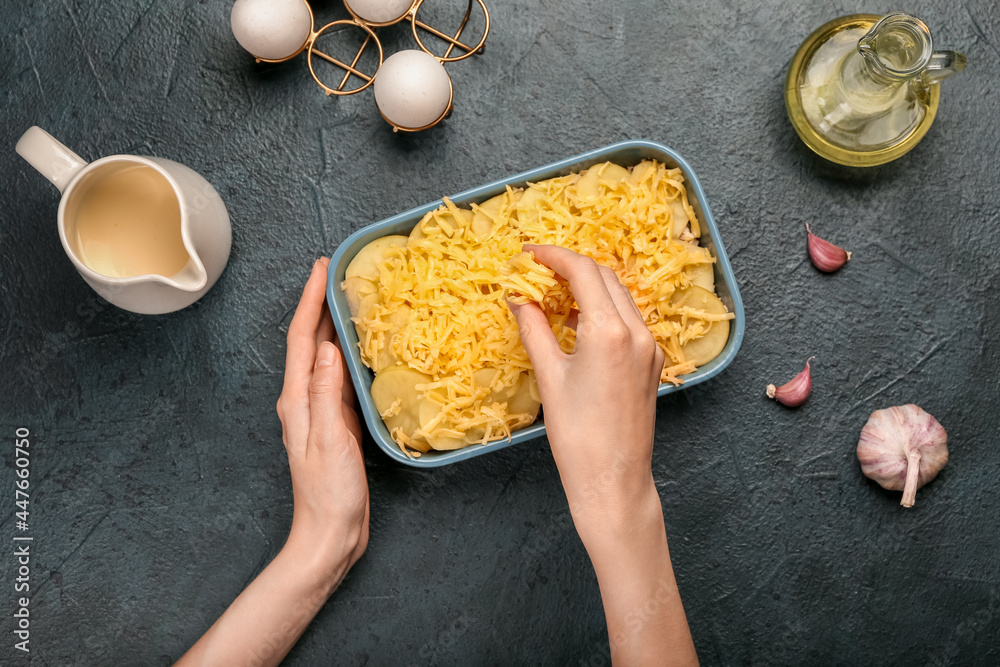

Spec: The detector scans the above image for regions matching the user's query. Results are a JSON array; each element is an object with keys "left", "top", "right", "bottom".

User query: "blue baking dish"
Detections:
[{"left": 327, "top": 140, "right": 745, "bottom": 467}]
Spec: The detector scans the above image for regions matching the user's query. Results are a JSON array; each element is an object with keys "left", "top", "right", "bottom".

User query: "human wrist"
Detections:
[
  {"left": 569, "top": 478, "right": 664, "bottom": 562},
  {"left": 282, "top": 524, "right": 355, "bottom": 590}
]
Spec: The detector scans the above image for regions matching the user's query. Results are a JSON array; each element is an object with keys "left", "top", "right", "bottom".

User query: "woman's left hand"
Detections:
[
  {"left": 177, "top": 258, "right": 370, "bottom": 667},
  {"left": 277, "top": 257, "right": 369, "bottom": 576}
]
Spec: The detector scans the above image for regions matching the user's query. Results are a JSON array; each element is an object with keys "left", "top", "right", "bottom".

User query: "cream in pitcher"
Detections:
[{"left": 16, "top": 126, "right": 232, "bottom": 314}]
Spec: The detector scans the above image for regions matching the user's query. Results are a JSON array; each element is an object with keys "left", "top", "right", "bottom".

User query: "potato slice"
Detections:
[
  {"left": 352, "top": 293, "right": 380, "bottom": 334},
  {"left": 345, "top": 236, "right": 407, "bottom": 280},
  {"left": 575, "top": 165, "right": 601, "bottom": 202},
  {"left": 342, "top": 276, "right": 378, "bottom": 317},
  {"left": 372, "top": 305, "right": 410, "bottom": 373},
  {"left": 686, "top": 262, "right": 715, "bottom": 292},
  {"left": 470, "top": 192, "right": 510, "bottom": 239},
  {"left": 515, "top": 184, "right": 547, "bottom": 224},
  {"left": 598, "top": 163, "right": 630, "bottom": 190},
  {"left": 507, "top": 372, "right": 541, "bottom": 419},
  {"left": 427, "top": 435, "right": 466, "bottom": 451},
  {"left": 463, "top": 427, "right": 487, "bottom": 445},
  {"left": 669, "top": 200, "right": 689, "bottom": 239},
  {"left": 473, "top": 368, "right": 500, "bottom": 394},
  {"left": 371, "top": 367, "right": 429, "bottom": 445},
  {"left": 627, "top": 161, "right": 656, "bottom": 189},
  {"left": 409, "top": 208, "right": 473, "bottom": 242},
  {"left": 476, "top": 192, "right": 508, "bottom": 218},
  {"left": 669, "top": 286, "right": 730, "bottom": 366},
  {"left": 525, "top": 370, "right": 540, "bottom": 403},
  {"left": 417, "top": 393, "right": 467, "bottom": 451}
]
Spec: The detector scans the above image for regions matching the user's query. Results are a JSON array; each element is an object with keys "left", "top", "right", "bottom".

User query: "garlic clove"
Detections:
[
  {"left": 857, "top": 404, "right": 948, "bottom": 508},
  {"left": 806, "top": 223, "right": 851, "bottom": 273},
  {"left": 766, "top": 357, "right": 813, "bottom": 407}
]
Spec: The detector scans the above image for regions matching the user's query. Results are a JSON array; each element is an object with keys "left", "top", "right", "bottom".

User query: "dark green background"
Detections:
[{"left": 1, "top": 0, "right": 998, "bottom": 664}]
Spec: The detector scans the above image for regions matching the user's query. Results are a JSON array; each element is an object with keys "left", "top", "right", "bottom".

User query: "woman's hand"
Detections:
[
  {"left": 508, "top": 244, "right": 664, "bottom": 532},
  {"left": 509, "top": 245, "right": 698, "bottom": 666},
  {"left": 277, "top": 256, "right": 369, "bottom": 575},
  {"left": 177, "top": 258, "right": 369, "bottom": 667}
]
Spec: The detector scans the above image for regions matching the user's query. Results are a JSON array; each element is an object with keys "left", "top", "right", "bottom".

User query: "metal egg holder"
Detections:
[{"left": 240, "top": 0, "right": 489, "bottom": 132}]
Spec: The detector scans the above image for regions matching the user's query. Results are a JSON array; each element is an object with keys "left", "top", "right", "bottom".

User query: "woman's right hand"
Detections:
[
  {"left": 508, "top": 245, "right": 698, "bottom": 666},
  {"left": 507, "top": 244, "right": 665, "bottom": 533}
]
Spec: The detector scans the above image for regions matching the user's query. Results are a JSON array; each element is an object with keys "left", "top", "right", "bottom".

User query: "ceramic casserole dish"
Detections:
[{"left": 327, "top": 140, "right": 745, "bottom": 467}]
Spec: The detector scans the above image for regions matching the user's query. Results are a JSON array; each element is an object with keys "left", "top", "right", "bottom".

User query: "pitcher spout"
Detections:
[{"left": 145, "top": 252, "right": 208, "bottom": 293}]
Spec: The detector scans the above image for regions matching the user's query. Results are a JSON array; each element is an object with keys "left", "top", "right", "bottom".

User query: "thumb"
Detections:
[
  {"left": 508, "top": 301, "right": 562, "bottom": 374},
  {"left": 308, "top": 342, "right": 346, "bottom": 444}
]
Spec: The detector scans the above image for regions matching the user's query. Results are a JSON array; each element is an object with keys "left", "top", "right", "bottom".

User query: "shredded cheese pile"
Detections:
[{"left": 351, "top": 160, "right": 732, "bottom": 453}]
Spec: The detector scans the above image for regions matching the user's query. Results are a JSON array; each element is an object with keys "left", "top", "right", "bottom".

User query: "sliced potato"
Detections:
[
  {"left": 515, "top": 185, "right": 547, "bottom": 224},
  {"left": 575, "top": 165, "right": 601, "bottom": 202},
  {"left": 685, "top": 262, "right": 715, "bottom": 292},
  {"left": 417, "top": 393, "right": 445, "bottom": 431},
  {"left": 463, "top": 424, "right": 489, "bottom": 444},
  {"left": 669, "top": 286, "right": 730, "bottom": 366},
  {"left": 476, "top": 192, "right": 508, "bottom": 218},
  {"left": 409, "top": 208, "right": 473, "bottom": 242},
  {"left": 507, "top": 372, "right": 541, "bottom": 419},
  {"left": 669, "top": 200, "right": 689, "bottom": 239},
  {"left": 427, "top": 433, "right": 467, "bottom": 450},
  {"left": 371, "top": 367, "right": 429, "bottom": 445},
  {"left": 373, "top": 305, "right": 410, "bottom": 372},
  {"left": 473, "top": 368, "right": 500, "bottom": 394},
  {"left": 525, "top": 370, "right": 540, "bottom": 403},
  {"left": 598, "top": 163, "right": 630, "bottom": 190},
  {"left": 353, "top": 293, "right": 380, "bottom": 330},
  {"left": 345, "top": 236, "right": 407, "bottom": 280},
  {"left": 342, "top": 276, "right": 378, "bottom": 317},
  {"left": 627, "top": 161, "right": 656, "bottom": 189},
  {"left": 470, "top": 192, "right": 509, "bottom": 239},
  {"left": 417, "top": 393, "right": 467, "bottom": 451}
]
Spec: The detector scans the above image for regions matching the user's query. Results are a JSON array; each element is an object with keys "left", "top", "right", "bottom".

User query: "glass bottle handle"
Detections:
[{"left": 922, "top": 50, "right": 967, "bottom": 85}]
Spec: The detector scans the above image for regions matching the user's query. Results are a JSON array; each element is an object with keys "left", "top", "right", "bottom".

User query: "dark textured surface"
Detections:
[{"left": 2, "top": 0, "right": 999, "bottom": 664}]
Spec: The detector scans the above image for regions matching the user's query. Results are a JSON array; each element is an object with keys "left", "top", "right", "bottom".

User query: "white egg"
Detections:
[
  {"left": 374, "top": 50, "right": 452, "bottom": 130},
  {"left": 231, "top": 0, "right": 312, "bottom": 61},
  {"left": 344, "top": 0, "right": 414, "bottom": 25}
]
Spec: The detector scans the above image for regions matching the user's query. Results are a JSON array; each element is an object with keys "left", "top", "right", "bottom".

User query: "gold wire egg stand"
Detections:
[{"left": 253, "top": 0, "right": 489, "bottom": 132}]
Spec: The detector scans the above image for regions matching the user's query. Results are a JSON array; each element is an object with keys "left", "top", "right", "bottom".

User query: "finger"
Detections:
[
  {"left": 598, "top": 266, "right": 647, "bottom": 332},
  {"left": 524, "top": 245, "right": 619, "bottom": 318},
  {"left": 316, "top": 302, "right": 335, "bottom": 351},
  {"left": 341, "top": 402, "right": 364, "bottom": 449},
  {"left": 307, "top": 342, "right": 350, "bottom": 452},
  {"left": 508, "top": 300, "right": 563, "bottom": 375},
  {"left": 284, "top": 259, "right": 329, "bottom": 388},
  {"left": 333, "top": 337, "right": 356, "bottom": 407},
  {"left": 616, "top": 278, "right": 645, "bottom": 322},
  {"left": 281, "top": 260, "right": 329, "bottom": 443},
  {"left": 561, "top": 309, "right": 579, "bottom": 332}
]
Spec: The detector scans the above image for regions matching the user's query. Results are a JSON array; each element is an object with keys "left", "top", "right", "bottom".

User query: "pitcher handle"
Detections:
[
  {"left": 922, "top": 50, "right": 967, "bottom": 85},
  {"left": 15, "top": 127, "right": 89, "bottom": 194}
]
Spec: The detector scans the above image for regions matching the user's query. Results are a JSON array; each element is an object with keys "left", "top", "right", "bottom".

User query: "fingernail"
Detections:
[{"left": 316, "top": 342, "right": 335, "bottom": 368}]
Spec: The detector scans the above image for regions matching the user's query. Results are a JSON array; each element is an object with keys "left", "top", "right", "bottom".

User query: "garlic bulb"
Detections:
[{"left": 857, "top": 404, "right": 948, "bottom": 508}]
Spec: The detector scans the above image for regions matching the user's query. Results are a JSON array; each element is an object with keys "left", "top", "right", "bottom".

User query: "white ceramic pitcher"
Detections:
[{"left": 16, "top": 126, "right": 232, "bottom": 314}]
